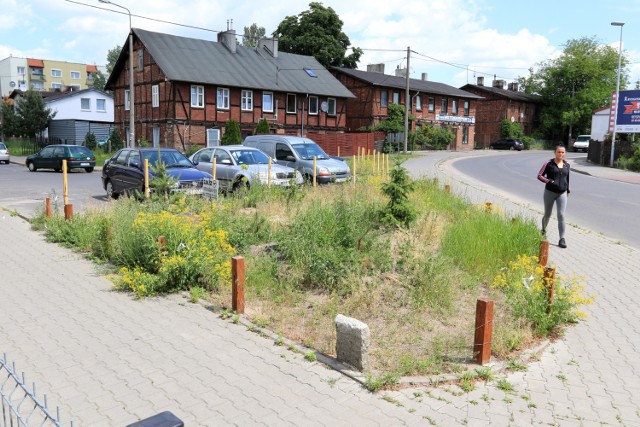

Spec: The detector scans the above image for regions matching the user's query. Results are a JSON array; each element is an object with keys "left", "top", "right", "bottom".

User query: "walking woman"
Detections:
[{"left": 537, "top": 145, "right": 571, "bottom": 248}]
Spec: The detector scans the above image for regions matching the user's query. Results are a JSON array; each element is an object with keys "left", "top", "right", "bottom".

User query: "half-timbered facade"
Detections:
[
  {"left": 331, "top": 65, "right": 482, "bottom": 151},
  {"left": 105, "top": 28, "right": 355, "bottom": 150}
]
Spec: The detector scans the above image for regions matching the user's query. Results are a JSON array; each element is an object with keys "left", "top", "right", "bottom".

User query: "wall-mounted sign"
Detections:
[
  {"left": 9, "top": 81, "right": 16, "bottom": 88},
  {"left": 436, "top": 114, "right": 475, "bottom": 124},
  {"left": 614, "top": 90, "right": 640, "bottom": 133}
]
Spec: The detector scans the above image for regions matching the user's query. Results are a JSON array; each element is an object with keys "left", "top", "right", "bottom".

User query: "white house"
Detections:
[
  {"left": 590, "top": 106, "right": 611, "bottom": 142},
  {"left": 44, "top": 88, "right": 114, "bottom": 144}
]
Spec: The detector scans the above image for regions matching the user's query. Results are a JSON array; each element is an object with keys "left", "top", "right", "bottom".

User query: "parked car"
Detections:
[
  {"left": 242, "top": 135, "right": 351, "bottom": 184},
  {"left": 26, "top": 145, "right": 96, "bottom": 172},
  {"left": 489, "top": 138, "right": 524, "bottom": 151},
  {"left": 0, "top": 141, "right": 9, "bottom": 164},
  {"left": 572, "top": 135, "right": 591, "bottom": 152},
  {"left": 101, "top": 148, "right": 212, "bottom": 199},
  {"left": 189, "top": 145, "right": 302, "bottom": 192}
]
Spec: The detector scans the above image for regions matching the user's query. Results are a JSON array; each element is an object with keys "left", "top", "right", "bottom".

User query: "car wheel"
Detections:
[
  {"left": 54, "top": 168, "right": 61, "bottom": 172},
  {"left": 85, "top": 167, "right": 94, "bottom": 173},
  {"left": 509, "top": 146, "right": 515, "bottom": 151},
  {"left": 105, "top": 180, "right": 119, "bottom": 199},
  {"left": 233, "top": 178, "right": 250, "bottom": 193},
  {"left": 27, "top": 162, "right": 37, "bottom": 172}
]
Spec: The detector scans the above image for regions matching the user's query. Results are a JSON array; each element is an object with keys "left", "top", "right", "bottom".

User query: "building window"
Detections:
[
  {"left": 51, "top": 69, "right": 62, "bottom": 78},
  {"left": 81, "top": 98, "right": 91, "bottom": 111},
  {"left": 510, "top": 101, "right": 515, "bottom": 112},
  {"left": 428, "top": 96, "right": 435, "bottom": 113},
  {"left": 415, "top": 95, "right": 422, "bottom": 111},
  {"left": 31, "top": 81, "right": 44, "bottom": 90},
  {"left": 217, "top": 87, "right": 229, "bottom": 109},
  {"left": 125, "top": 89, "right": 130, "bottom": 110},
  {"left": 17, "top": 66, "right": 25, "bottom": 76},
  {"left": 392, "top": 91, "right": 400, "bottom": 104},
  {"left": 152, "top": 85, "right": 159, "bottom": 108},
  {"left": 263, "top": 92, "right": 274, "bottom": 112},
  {"left": 70, "top": 71, "right": 81, "bottom": 79},
  {"left": 241, "top": 90, "right": 253, "bottom": 111},
  {"left": 69, "top": 85, "right": 81, "bottom": 91},
  {"left": 191, "top": 85, "right": 204, "bottom": 108},
  {"left": 51, "top": 83, "right": 62, "bottom": 90},
  {"left": 464, "top": 100, "right": 470, "bottom": 116},
  {"left": 96, "top": 98, "right": 106, "bottom": 112},
  {"left": 462, "top": 126, "right": 469, "bottom": 144},
  {"left": 452, "top": 99, "right": 458, "bottom": 115},
  {"left": 441, "top": 98, "right": 448, "bottom": 114},
  {"left": 327, "top": 97, "right": 336, "bottom": 115},
  {"left": 309, "top": 96, "right": 318, "bottom": 115},
  {"left": 286, "top": 94, "right": 297, "bottom": 114},
  {"left": 137, "top": 49, "right": 143, "bottom": 72},
  {"left": 380, "top": 90, "right": 388, "bottom": 108}
]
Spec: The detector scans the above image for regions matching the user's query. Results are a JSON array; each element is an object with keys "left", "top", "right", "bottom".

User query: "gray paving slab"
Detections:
[{"left": 2, "top": 149, "right": 640, "bottom": 426}]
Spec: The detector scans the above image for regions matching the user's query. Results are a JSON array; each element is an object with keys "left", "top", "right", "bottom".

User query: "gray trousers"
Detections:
[{"left": 542, "top": 189, "right": 567, "bottom": 239}]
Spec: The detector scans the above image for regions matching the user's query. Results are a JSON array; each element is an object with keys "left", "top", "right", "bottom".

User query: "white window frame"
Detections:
[
  {"left": 217, "top": 87, "right": 230, "bottom": 110},
  {"left": 308, "top": 96, "right": 319, "bottom": 115},
  {"left": 262, "top": 92, "right": 274, "bottom": 112},
  {"left": 152, "top": 85, "right": 159, "bottom": 108},
  {"left": 125, "top": 89, "right": 131, "bottom": 111},
  {"left": 415, "top": 95, "right": 422, "bottom": 111},
  {"left": 464, "top": 100, "right": 470, "bottom": 116},
  {"left": 327, "top": 97, "right": 336, "bottom": 115},
  {"left": 191, "top": 85, "right": 204, "bottom": 108},
  {"left": 80, "top": 97, "right": 91, "bottom": 111},
  {"left": 452, "top": 99, "right": 458, "bottom": 115},
  {"left": 17, "top": 66, "right": 25, "bottom": 76},
  {"left": 31, "top": 81, "right": 44, "bottom": 90},
  {"left": 69, "top": 85, "right": 81, "bottom": 91},
  {"left": 286, "top": 93, "right": 297, "bottom": 114},
  {"left": 137, "top": 49, "right": 144, "bottom": 72},
  {"left": 392, "top": 92, "right": 400, "bottom": 104},
  {"left": 51, "top": 69, "right": 62, "bottom": 78},
  {"left": 96, "top": 98, "right": 106, "bottom": 112},
  {"left": 380, "top": 90, "right": 388, "bottom": 108},
  {"left": 51, "top": 82, "right": 62, "bottom": 90},
  {"left": 70, "top": 70, "right": 81, "bottom": 80},
  {"left": 241, "top": 90, "right": 253, "bottom": 111}
]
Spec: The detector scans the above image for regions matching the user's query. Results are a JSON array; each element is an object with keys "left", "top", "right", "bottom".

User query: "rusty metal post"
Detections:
[
  {"left": 445, "top": 184, "right": 451, "bottom": 193},
  {"left": 45, "top": 197, "right": 51, "bottom": 218},
  {"left": 157, "top": 235, "right": 167, "bottom": 254},
  {"left": 544, "top": 267, "right": 556, "bottom": 313},
  {"left": 64, "top": 204, "right": 73, "bottom": 221},
  {"left": 539, "top": 240, "right": 549, "bottom": 266},
  {"left": 474, "top": 297, "right": 494, "bottom": 365},
  {"left": 232, "top": 256, "right": 245, "bottom": 314}
]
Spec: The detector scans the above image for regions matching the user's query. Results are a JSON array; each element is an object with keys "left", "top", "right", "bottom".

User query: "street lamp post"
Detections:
[
  {"left": 99, "top": 0, "right": 135, "bottom": 148},
  {"left": 610, "top": 21, "right": 624, "bottom": 167}
]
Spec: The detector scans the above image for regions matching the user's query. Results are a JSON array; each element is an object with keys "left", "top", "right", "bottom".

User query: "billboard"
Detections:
[{"left": 614, "top": 90, "right": 640, "bottom": 133}]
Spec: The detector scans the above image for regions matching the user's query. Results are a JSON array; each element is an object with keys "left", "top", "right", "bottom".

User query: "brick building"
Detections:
[
  {"left": 460, "top": 77, "right": 541, "bottom": 148},
  {"left": 331, "top": 65, "right": 482, "bottom": 151},
  {"left": 105, "top": 28, "right": 355, "bottom": 151}
]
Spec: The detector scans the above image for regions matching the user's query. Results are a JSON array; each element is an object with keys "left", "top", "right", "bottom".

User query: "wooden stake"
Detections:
[
  {"left": 445, "top": 184, "right": 451, "bottom": 193},
  {"left": 268, "top": 157, "right": 272, "bottom": 188},
  {"left": 157, "top": 235, "right": 167, "bottom": 254},
  {"left": 474, "top": 297, "right": 494, "bottom": 365},
  {"left": 62, "top": 159, "right": 69, "bottom": 206},
  {"left": 352, "top": 154, "right": 356, "bottom": 186},
  {"left": 313, "top": 156, "right": 317, "bottom": 188},
  {"left": 144, "top": 159, "right": 150, "bottom": 198},
  {"left": 539, "top": 240, "right": 549, "bottom": 266},
  {"left": 543, "top": 267, "right": 556, "bottom": 313},
  {"left": 64, "top": 204, "right": 73, "bottom": 221},
  {"left": 232, "top": 256, "right": 245, "bottom": 314},
  {"left": 45, "top": 197, "right": 51, "bottom": 218}
]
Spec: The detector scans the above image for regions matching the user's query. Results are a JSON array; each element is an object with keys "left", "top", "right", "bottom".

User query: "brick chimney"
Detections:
[
  {"left": 367, "top": 63, "right": 385, "bottom": 74},
  {"left": 477, "top": 76, "right": 484, "bottom": 86},
  {"left": 492, "top": 79, "right": 505, "bottom": 89},
  {"left": 507, "top": 82, "right": 519, "bottom": 92}
]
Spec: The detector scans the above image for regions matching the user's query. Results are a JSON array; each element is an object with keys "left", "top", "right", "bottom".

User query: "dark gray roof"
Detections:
[
  {"left": 44, "top": 88, "right": 112, "bottom": 103},
  {"left": 124, "top": 28, "right": 354, "bottom": 98},
  {"left": 333, "top": 67, "right": 483, "bottom": 99},
  {"left": 460, "top": 84, "right": 540, "bottom": 103}
]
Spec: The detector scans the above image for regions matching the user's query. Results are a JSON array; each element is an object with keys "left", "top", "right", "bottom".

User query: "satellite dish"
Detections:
[
  {"left": 9, "top": 81, "right": 15, "bottom": 88},
  {"left": 320, "top": 101, "right": 328, "bottom": 113},
  {"left": 510, "top": 116, "right": 515, "bottom": 123}
]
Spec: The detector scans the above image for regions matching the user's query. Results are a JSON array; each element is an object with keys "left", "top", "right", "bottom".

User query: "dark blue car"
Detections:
[{"left": 101, "top": 148, "right": 212, "bottom": 198}]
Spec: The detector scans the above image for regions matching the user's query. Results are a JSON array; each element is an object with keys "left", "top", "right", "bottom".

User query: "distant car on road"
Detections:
[
  {"left": 490, "top": 138, "right": 524, "bottom": 151},
  {"left": 26, "top": 145, "right": 96, "bottom": 172},
  {"left": 572, "top": 135, "right": 591, "bottom": 152},
  {"left": 189, "top": 145, "right": 302, "bottom": 192},
  {"left": 0, "top": 141, "right": 9, "bottom": 164},
  {"left": 101, "top": 148, "right": 211, "bottom": 199}
]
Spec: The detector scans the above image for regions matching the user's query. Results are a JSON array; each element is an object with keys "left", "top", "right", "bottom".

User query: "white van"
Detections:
[
  {"left": 242, "top": 135, "right": 351, "bottom": 184},
  {"left": 572, "top": 135, "right": 591, "bottom": 152}
]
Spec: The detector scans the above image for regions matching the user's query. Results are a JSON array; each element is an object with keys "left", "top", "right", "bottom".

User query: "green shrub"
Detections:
[
  {"left": 221, "top": 119, "right": 242, "bottom": 145},
  {"left": 254, "top": 118, "right": 271, "bottom": 135},
  {"left": 84, "top": 132, "right": 97, "bottom": 150},
  {"left": 379, "top": 163, "right": 416, "bottom": 228}
]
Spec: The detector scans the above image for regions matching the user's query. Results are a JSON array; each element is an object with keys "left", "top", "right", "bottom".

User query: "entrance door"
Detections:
[{"left": 207, "top": 129, "right": 220, "bottom": 147}]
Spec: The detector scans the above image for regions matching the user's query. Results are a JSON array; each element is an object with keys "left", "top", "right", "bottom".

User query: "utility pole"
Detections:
[{"left": 404, "top": 46, "right": 410, "bottom": 153}]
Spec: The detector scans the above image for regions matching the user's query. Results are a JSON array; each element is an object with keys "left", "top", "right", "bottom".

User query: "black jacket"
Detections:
[{"left": 537, "top": 159, "right": 570, "bottom": 194}]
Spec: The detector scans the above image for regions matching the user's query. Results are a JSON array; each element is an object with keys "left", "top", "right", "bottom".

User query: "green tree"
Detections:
[
  {"left": 500, "top": 119, "right": 524, "bottom": 138},
  {"left": 14, "top": 91, "right": 56, "bottom": 138},
  {"left": 242, "top": 23, "right": 266, "bottom": 47},
  {"left": 415, "top": 125, "right": 455, "bottom": 150},
  {"left": 379, "top": 163, "right": 416, "bottom": 228},
  {"left": 518, "top": 36, "right": 626, "bottom": 141},
  {"left": 106, "top": 46, "right": 121, "bottom": 74},
  {"left": 90, "top": 70, "right": 107, "bottom": 92},
  {"left": 375, "top": 104, "right": 405, "bottom": 133},
  {"left": 1, "top": 100, "right": 19, "bottom": 137},
  {"left": 109, "top": 128, "right": 123, "bottom": 151},
  {"left": 273, "top": 2, "right": 362, "bottom": 68},
  {"left": 254, "top": 118, "right": 271, "bottom": 135},
  {"left": 221, "top": 119, "right": 242, "bottom": 145},
  {"left": 84, "top": 132, "right": 97, "bottom": 150}
]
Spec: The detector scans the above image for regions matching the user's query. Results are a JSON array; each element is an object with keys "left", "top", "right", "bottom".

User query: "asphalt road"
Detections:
[{"left": 450, "top": 151, "right": 640, "bottom": 249}]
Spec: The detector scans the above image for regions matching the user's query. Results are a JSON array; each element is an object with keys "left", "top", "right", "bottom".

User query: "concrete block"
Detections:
[{"left": 335, "top": 314, "right": 370, "bottom": 371}]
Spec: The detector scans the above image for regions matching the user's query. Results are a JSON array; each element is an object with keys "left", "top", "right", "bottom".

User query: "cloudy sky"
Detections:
[{"left": 1, "top": 0, "right": 639, "bottom": 88}]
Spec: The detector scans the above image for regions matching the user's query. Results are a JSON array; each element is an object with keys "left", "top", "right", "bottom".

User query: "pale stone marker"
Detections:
[{"left": 335, "top": 314, "right": 370, "bottom": 371}]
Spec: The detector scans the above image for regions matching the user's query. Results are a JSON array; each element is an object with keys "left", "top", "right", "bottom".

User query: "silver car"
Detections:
[
  {"left": 0, "top": 142, "right": 9, "bottom": 164},
  {"left": 189, "top": 145, "right": 303, "bottom": 192}
]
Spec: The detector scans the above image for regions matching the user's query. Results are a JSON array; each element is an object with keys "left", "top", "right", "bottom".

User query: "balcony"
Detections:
[{"left": 30, "top": 73, "right": 46, "bottom": 81}]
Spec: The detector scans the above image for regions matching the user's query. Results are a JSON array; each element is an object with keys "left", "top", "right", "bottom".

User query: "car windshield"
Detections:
[
  {"left": 143, "top": 150, "right": 193, "bottom": 168},
  {"left": 291, "top": 143, "right": 329, "bottom": 160},
  {"left": 576, "top": 136, "right": 590, "bottom": 142},
  {"left": 230, "top": 149, "right": 270, "bottom": 165},
  {"left": 69, "top": 146, "right": 93, "bottom": 157},
  {"left": 0, "top": 143, "right": 6, "bottom": 149}
]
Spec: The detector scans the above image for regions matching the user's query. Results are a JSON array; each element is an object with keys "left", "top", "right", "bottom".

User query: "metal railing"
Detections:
[{"left": 0, "top": 354, "right": 71, "bottom": 427}]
